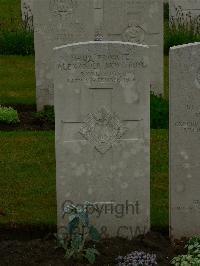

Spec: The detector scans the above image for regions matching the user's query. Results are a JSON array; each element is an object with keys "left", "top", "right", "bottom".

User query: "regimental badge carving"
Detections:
[
  {"left": 122, "top": 24, "right": 145, "bottom": 44},
  {"left": 79, "top": 107, "right": 128, "bottom": 154}
]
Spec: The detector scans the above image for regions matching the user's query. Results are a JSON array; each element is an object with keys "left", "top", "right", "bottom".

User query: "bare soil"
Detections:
[{"left": 0, "top": 229, "right": 185, "bottom": 266}]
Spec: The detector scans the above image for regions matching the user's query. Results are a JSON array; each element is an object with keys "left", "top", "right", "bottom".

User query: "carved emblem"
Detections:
[
  {"left": 122, "top": 24, "right": 145, "bottom": 44},
  {"left": 79, "top": 107, "right": 127, "bottom": 154}
]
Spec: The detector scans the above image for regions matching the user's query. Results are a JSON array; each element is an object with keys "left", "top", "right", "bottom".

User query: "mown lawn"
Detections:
[
  {"left": 0, "top": 56, "right": 36, "bottom": 105},
  {"left": 0, "top": 129, "right": 168, "bottom": 230},
  {"left": 164, "top": 55, "right": 169, "bottom": 99},
  {"left": 0, "top": 0, "right": 21, "bottom": 31},
  {"left": 0, "top": 131, "right": 56, "bottom": 227}
]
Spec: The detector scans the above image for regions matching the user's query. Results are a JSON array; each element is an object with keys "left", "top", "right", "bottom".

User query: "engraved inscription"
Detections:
[
  {"left": 79, "top": 107, "right": 128, "bottom": 154},
  {"left": 174, "top": 103, "right": 200, "bottom": 133},
  {"left": 49, "top": 0, "right": 78, "bottom": 15}
]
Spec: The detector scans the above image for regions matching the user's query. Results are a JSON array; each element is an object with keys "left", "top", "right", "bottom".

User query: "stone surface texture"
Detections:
[
  {"left": 33, "top": 0, "right": 163, "bottom": 111},
  {"left": 54, "top": 41, "right": 150, "bottom": 239},
  {"left": 170, "top": 42, "right": 200, "bottom": 239}
]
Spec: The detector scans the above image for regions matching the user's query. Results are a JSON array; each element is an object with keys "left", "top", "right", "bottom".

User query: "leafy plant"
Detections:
[
  {"left": 56, "top": 202, "right": 101, "bottom": 264},
  {"left": 187, "top": 237, "right": 200, "bottom": 256},
  {"left": 0, "top": 106, "right": 20, "bottom": 124},
  {"left": 171, "top": 254, "right": 200, "bottom": 266},
  {"left": 171, "top": 237, "right": 200, "bottom": 265},
  {"left": 116, "top": 251, "right": 157, "bottom": 266},
  {"left": 165, "top": 7, "right": 200, "bottom": 55},
  {"left": 150, "top": 93, "right": 169, "bottom": 129},
  {"left": 33, "top": 106, "right": 55, "bottom": 124}
]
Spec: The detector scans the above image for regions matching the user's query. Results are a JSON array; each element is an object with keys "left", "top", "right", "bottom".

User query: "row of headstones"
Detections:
[
  {"left": 23, "top": 0, "right": 163, "bottom": 111},
  {"left": 54, "top": 41, "right": 200, "bottom": 241},
  {"left": 21, "top": 0, "right": 200, "bottom": 240},
  {"left": 21, "top": 0, "right": 200, "bottom": 112}
]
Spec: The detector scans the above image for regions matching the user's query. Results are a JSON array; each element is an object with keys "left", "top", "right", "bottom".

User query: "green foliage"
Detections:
[
  {"left": 56, "top": 202, "right": 100, "bottom": 264},
  {"left": 165, "top": 8, "right": 200, "bottom": 55},
  {"left": 33, "top": 106, "right": 55, "bottom": 124},
  {"left": 171, "top": 237, "right": 200, "bottom": 265},
  {"left": 150, "top": 93, "right": 169, "bottom": 129},
  {"left": 187, "top": 237, "right": 200, "bottom": 256},
  {"left": 164, "top": 2, "right": 169, "bottom": 21},
  {"left": 0, "top": 106, "right": 20, "bottom": 124},
  {"left": 171, "top": 254, "right": 200, "bottom": 266},
  {"left": 0, "top": 30, "right": 34, "bottom": 55},
  {"left": 0, "top": 2, "right": 34, "bottom": 55}
]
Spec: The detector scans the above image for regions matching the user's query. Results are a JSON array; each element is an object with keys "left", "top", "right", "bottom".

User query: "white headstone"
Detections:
[
  {"left": 33, "top": 0, "right": 163, "bottom": 111},
  {"left": 170, "top": 42, "right": 200, "bottom": 239},
  {"left": 169, "top": 0, "right": 200, "bottom": 29},
  {"left": 54, "top": 41, "right": 150, "bottom": 239}
]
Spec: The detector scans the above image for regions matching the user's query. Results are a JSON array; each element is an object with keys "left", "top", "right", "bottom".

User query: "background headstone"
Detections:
[
  {"left": 54, "top": 41, "right": 150, "bottom": 239},
  {"left": 169, "top": 0, "right": 200, "bottom": 30},
  {"left": 33, "top": 0, "right": 163, "bottom": 111},
  {"left": 21, "top": 0, "right": 33, "bottom": 31},
  {"left": 170, "top": 42, "right": 200, "bottom": 239}
]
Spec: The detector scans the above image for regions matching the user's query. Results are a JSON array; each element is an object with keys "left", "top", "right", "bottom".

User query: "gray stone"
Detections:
[
  {"left": 54, "top": 41, "right": 150, "bottom": 239},
  {"left": 33, "top": 0, "right": 163, "bottom": 111},
  {"left": 169, "top": 0, "right": 200, "bottom": 30},
  {"left": 170, "top": 42, "right": 200, "bottom": 239}
]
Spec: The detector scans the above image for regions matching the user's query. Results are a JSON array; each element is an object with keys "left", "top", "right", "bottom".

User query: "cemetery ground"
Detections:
[
  {"left": 0, "top": 131, "right": 184, "bottom": 265},
  {"left": 0, "top": 56, "right": 184, "bottom": 265},
  {"left": 0, "top": 1, "right": 192, "bottom": 265},
  {"left": 0, "top": 30, "right": 184, "bottom": 265},
  {"left": 0, "top": 53, "right": 184, "bottom": 264}
]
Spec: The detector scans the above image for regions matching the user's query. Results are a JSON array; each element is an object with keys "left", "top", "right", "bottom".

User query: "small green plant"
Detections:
[
  {"left": 33, "top": 106, "right": 55, "bottom": 124},
  {"left": 56, "top": 202, "right": 101, "bottom": 264},
  {"left": 187, "top": 237, "right": 200, "bottom": 256},
  {"left": 171, "top": 254, "right": 200, "bottom": 266},
  {"left": 171, "top": 237, "right": 200, "bottom": 265},
  {"left": 0, "top": 106, "right": 20, "bottom": 124}
]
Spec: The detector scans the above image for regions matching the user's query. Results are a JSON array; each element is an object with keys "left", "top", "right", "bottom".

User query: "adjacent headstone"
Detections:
[
  {"left": 170, "top": 42, "right": 200, "bottom": 239},
  {"left": 33, "top": 0, "right": 163, "bottom": 111},
  {"left": 21, "top": 0, "right": 33, "bottom": 31},
  {"left": 54, "top": 41, "right": 150, "bottom": 239},
  {"left": 169, "top": 0, "right": 200, "bottom": 30}
]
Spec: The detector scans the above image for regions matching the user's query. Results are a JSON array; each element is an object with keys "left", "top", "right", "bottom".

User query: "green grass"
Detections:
[
  {"left": 0, "top": 56, "right": 36, "bottom": 105},
  {"left": 151, "top": 129, "right": 168, "bottom": 230},
  {"left": 0, "top": 0, "right": 21, "bottom": 32},
  {"left": 0, "top": 131, "right": 56, "bottom": 227},
  {"left": 164, "top": 55, "right": 169, "bottom": 99},
  {"left": 0, "top": 130, "right": 168, "bottom": 230}
]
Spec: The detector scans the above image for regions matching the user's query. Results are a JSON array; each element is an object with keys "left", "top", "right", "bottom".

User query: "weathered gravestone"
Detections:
[
  {"left": 21, "top": 0, "right": 33, "bottom": 30},
  {"left": 33, "top": 0, "right": 163, "bottom": 111},
  {"left": 54, "top": 41, "right": 150, "bottom": 239},
  {"left": 170, "top": 42, "right": 200, "bottom": 239},
  {"left": 169, "top": 0, "right": 200, "bottom": 30}
]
